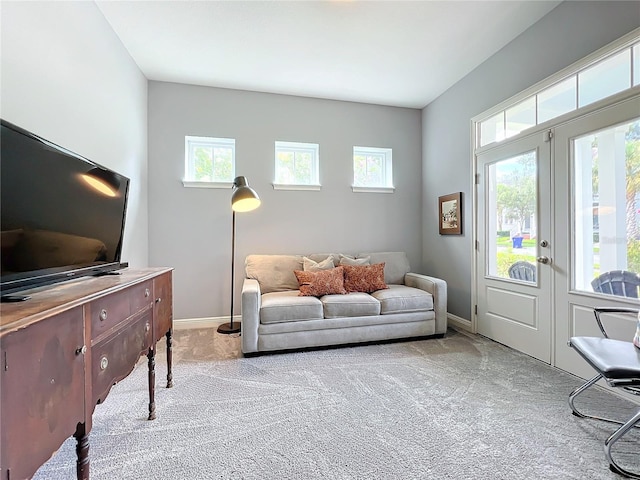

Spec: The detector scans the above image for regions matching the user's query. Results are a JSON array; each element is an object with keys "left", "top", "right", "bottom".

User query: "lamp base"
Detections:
[{"left": 217, "top": 322, "right": 241, "bottom": 335}]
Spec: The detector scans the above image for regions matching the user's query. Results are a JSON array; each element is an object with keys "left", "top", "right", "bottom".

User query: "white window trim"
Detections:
[
  {"left": 352, "top": 146, "right": 394, "bottom": 192},
  {"left": 352, "top": 186, "right": 395, "bottom": 194},
  {"left": 182, "top": 181, "right": 233, "bottom": 189},
  {"left": 183, "top": 135, "right": 235, "bottom": 186},
  {"left": 273, "top": 140, "right": 321, "bottom": 190},
  {"left": 272, "top": 183, "right": 321, "bottom": 191}
]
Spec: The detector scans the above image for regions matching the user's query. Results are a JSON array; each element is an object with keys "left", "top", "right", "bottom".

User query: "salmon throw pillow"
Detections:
[
  {"left": 294, "top": 266, "right": 347, "bottom": 297},
  {"left": 342, "top": 263, "right": 388, "bottom": 293}
]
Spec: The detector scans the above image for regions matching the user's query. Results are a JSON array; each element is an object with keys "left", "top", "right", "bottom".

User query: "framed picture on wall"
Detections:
[{"left": 439, "top": 192, "right": 462, "bottom": 235}]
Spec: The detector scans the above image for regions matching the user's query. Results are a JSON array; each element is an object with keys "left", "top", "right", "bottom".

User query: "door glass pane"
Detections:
[
  {"left": 486, "top": 151, "right": 538, "bottom": 282},
  {"left": 573, "top": 118, "right": 640, "bottom": 297}
]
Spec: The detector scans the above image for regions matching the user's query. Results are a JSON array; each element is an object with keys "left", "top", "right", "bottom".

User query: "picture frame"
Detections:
[{"left": 439, "top": 192, "right": 462, "bottom": 235}]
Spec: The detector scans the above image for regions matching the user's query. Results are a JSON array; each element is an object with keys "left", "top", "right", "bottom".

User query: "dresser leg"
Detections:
[
  {"left": 147, "top": 348, "right": 156, "bottom": 420},
  {"left": 166, "top": 328, "right": 173, "bottom": 388},
  {"left": 74, "top": 423, "right": 89, "bottom": 480}
]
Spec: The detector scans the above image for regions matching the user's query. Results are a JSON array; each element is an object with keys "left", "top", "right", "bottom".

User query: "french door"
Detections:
[
  {"left": 476, "top": 132, "right": 553, "bottom": 363},
  {"left": 553, "top": 95, "right": 640, "bottom": 377},
  {"left": 475, "top": 93, "right": 640, "bottom": 373}
]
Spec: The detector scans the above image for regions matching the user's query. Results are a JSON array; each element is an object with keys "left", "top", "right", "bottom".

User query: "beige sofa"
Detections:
[{"left": 240, "top": 251, "right": 447, "bottom": 354}]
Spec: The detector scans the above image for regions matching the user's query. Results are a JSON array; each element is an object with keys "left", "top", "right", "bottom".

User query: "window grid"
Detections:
[
  {"left": 353, "top": 146, "right": 393, "bottom": 192},
  {"left": 274, "top": 141, "right": 320, "bottom": 188},
  {"left": 184, "top": 136, "right": 235, "bottom": 185}
]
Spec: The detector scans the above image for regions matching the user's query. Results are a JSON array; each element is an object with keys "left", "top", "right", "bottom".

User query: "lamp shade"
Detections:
[
  {"left": 80, "top": 167, "right": 120, "bottom": 197},
  {"left": 231, "top": 176, "right": 261, "bottom": 212}
]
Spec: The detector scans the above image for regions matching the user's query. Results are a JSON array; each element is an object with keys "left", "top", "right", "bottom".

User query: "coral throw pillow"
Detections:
[
  {"left": 342, "top": 263, "right": 388, "bottom": 293},
  {"left": 294, "top": 266, "right": 347, "bottom": 297},
  {"left": 634, "top": 310, "right": 640, "bottom": 349}
]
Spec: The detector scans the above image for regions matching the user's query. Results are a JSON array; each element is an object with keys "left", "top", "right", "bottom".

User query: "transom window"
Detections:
[
  {"left": 183, "top": 136, "right": 235, "bottom": 187},
  {"left": 274, "top": 141, "right": 320, "bottom": 190},
  {"left": 352, "top": 146, "right": 394, "bottom": 193},
  {"left": 478, "top": 34, "right": 640, "bottom": 148}
]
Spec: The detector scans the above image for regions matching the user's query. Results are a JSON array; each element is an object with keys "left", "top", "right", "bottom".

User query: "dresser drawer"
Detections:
[
  {"left": 89, "top": 280, "right": 153, "bottom": 340},
  {"left": 91, "top": 311, "right": 153, "bottom": 406}
]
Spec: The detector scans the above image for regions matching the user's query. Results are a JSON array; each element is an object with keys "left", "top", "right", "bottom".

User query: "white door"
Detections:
[
  {"left": 476, "top": 132, "right": 553, "bottom": 363},
  {"left": 553, "top": 95, "right": 640, "bottom": 378}
]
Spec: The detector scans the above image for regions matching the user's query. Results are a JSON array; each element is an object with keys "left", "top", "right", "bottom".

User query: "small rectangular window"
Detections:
[
  {"left": 537, "top": 77, "right": 576, "bottom": 124},
  {"left": 183, "top": 136, "right": 235, "bottom": 187},
  {"left": 352, "top": 146, "right": 394, "bottom": 193},
  {"left": 506, "top": 97, "right": 536, "bottom": 139},
  {"left": 634, "top": 43, "right": 640, "bottom": 86},
  {"left": 274, "top": 141, "right": 320, "bottom": 190},
  {"left": 480, "top": 112, "right": 504, "bottom": 147},
  {"left": 578, "top": 50, "right": 631, "bottom": 107}
]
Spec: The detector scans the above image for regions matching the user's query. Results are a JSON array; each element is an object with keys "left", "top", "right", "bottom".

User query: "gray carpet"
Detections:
[{"left": 34, "top": 329, "right": 639, "bottom": 479}]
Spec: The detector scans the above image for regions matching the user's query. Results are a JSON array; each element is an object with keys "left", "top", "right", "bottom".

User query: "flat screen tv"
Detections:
[{"left": 1, "top": 119, "right": 130, "bottom": 298}]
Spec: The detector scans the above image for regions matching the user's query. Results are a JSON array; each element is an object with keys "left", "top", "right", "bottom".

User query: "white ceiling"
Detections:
[{"left": 96, "top": 0, "right": 561, "bottom": 109}]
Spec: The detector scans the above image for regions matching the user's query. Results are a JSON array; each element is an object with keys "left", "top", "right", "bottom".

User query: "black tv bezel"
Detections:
[{"left": 0, "top": 119, "right": 130, "bottom": 297}]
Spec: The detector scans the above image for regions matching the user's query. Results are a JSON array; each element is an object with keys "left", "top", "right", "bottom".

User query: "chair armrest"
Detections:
[
  {"left": 593, "top": 307, "right": 639, "bottom": 339},
  {"left": 241, "top": 278, "right": 261, "bottom": 354},
  {"left": 404, "top": 272, "right": 447, "bottom": 334}
]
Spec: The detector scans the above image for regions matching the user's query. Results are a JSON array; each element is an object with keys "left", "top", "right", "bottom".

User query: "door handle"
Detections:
[{"left": 536, "top": 256, "right": 550, "bottom": 264}]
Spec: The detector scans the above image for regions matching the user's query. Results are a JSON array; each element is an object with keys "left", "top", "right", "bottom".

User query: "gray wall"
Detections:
[
  {"left": 0, "top": 1, "right": 149, "bottom": 268},
  {"left": 148, "top": 83, "right": 422, "bottom": 320},
  {"left": 422, "top": 1, "right": 640, "bottom": 321}
]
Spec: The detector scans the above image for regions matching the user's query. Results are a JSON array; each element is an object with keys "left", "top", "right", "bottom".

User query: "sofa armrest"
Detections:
[
  {"left": 241, "top": 278, "right": 261, "bottom": 354},
  {"left": 404, "top": 272, "right": 447, "bottom": 334}
]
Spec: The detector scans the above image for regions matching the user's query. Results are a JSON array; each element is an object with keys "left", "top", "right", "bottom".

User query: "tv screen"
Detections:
[{"left": 1, "top": 119, "right": 130, "bottom": 296}]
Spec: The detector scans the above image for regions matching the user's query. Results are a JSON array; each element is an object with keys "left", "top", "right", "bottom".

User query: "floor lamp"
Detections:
[{"left": 217, "top": 176, "right": 261, "bottom": 335}]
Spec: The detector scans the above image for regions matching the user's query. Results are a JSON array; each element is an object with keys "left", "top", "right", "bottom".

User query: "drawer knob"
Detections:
[
  {"left": 155, "top": 297, "right": 162, "bottom": 304},
  {"left": 145, "top": 322, "right": 151, "bottom": 332},
  {"left": 75, "top": 345, "right": 87, "bottom": 356},
  {"left": 100, "top": 356, "right": 109, "bottom": 370},
  {"left": 99, "top": 309, "right": 108, "bottom": 321},
  {"left": 145, "top": 288, "right": 150, "bottom": 298}
]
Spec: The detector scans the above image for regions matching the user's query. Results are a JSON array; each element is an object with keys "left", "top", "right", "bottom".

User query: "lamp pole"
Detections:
[{"left": 217, "top": 176, "right": 260, "bottom": 335}]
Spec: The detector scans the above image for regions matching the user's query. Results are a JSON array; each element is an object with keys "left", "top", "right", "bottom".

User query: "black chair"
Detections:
[
  {"left": 508, "top": 261, "right": 536, "bottom": 282},
  {"left": 591, "top": 270, "right": 640, "bottom": 298},
  {"left": 568, "top": 307, "right": 640, "bottom": 478}
]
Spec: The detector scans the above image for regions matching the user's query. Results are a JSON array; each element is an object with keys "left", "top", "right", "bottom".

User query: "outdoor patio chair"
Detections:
[
  {"left": 591, "top": 270, "right": 640, "bottom": 298},
  {"left": 507, "top": 260, "right": 536, "bottom": 282},
  {"left": 568, "top": 307, "right": 640, "bottom": 478}
]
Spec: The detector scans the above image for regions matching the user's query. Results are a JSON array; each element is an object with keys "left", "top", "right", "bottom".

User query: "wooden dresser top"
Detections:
[{"left": 0, "top": 267, "right": 173, "bottom": 333}]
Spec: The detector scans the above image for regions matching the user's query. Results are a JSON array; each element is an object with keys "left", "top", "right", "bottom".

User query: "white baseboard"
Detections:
[
  {"left": 173, "top": 315, "right": 239, "bottom": 330},
  {"left": 448, "top": 313, "right": 473, "bottom": 333}
]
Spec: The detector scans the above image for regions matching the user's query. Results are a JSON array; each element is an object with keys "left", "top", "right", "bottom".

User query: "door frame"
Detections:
[{"left": 471, "top": 88, "right": 640, "bottom": 365}]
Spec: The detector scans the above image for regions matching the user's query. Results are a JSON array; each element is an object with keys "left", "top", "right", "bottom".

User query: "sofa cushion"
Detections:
[
  {"left": 260, "top": 291, "right": 323, "bottom": 324},
  {"left": 294, "top": 267, "right": 347, "bottom": 296},
  {"left": 359, "top": 252, "right": 410, "bottom": 285},
  {"left": 339, "top": 254, "right": 370, "bottom": 266},
  {"left": 371, "top": 285, "right": 433, "bottom": 314},
  {"left": 307, "top": 253, "right": 339, "bottom": 266},
  {"left": 246, "top": 254, "right": 303, "bottom": 293},
  {"left": 321, "top": 292, "right": 381, "bottom": 318},
  {"left": 303, "top": 256, "right": 335, "bottom": 272},
  {"left": 342, "top": 263, "right": 388, "bottom": 293}
]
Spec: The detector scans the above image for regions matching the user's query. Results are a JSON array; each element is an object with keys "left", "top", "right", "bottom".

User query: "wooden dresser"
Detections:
[{"left": 0, "top": 267, "right": 174, "bottom": 480}]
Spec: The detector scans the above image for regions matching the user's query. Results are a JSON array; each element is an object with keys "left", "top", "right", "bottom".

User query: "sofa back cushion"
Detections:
[
  {"left": 358, "top": 252, "right": 410, "bottom": 285},
  {"left": 245, "top": 254, "right": 303, "bottom": 293}
]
